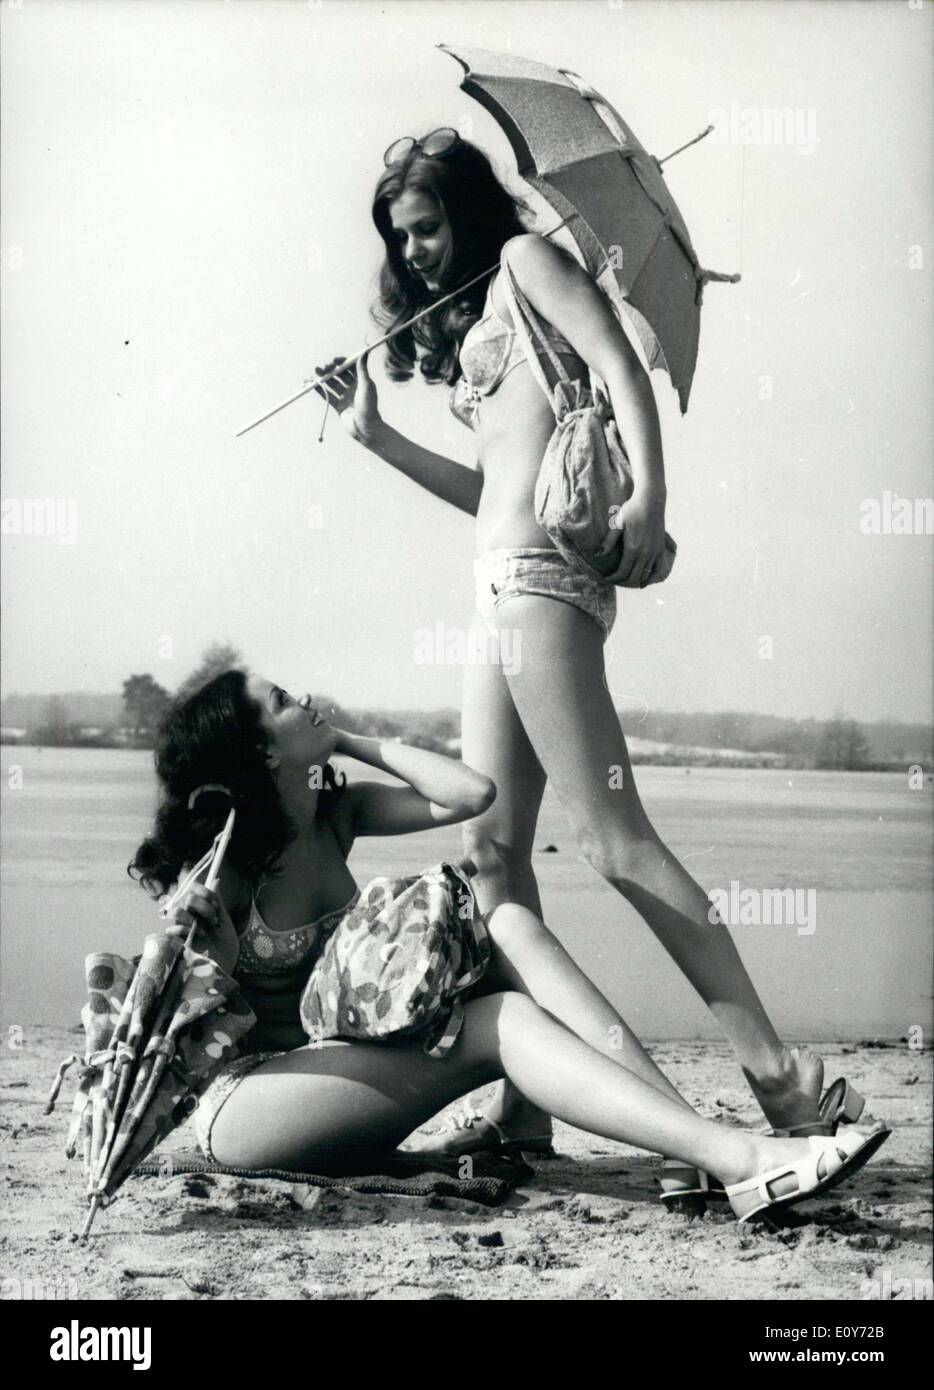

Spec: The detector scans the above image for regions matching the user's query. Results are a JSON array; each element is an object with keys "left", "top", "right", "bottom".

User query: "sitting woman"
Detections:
[{"left": 129, "top": 669, "right": 886, "bottom": 1223}]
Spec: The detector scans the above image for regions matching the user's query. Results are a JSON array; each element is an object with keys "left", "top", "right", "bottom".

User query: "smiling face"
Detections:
[
  {"left": 247, "top": 675, "right": 339, "bottom": 774},
  {"left": 388, "top": 188, "right": 453, "bottom": 292}
]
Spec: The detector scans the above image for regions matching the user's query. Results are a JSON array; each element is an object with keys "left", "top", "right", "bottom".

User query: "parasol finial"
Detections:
[{"left": 657, "top": 124, "right": 716, "bottom": 168}]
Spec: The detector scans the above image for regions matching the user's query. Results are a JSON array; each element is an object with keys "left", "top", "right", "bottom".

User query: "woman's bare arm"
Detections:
[
  {"left": 499, "top": 234, "right": 666, "bottom": 498},
  {"left": 363, "top": 419, "right": 483, "bottom": 516},
  {"left": 313, "top": 353, "right": 482, "bottom": 515},
  {"left": 501, "top": 235, "right": 669, "bottom": 587},
  {"left": 333, "top": 729, "right": 495, "bottom": 836}
]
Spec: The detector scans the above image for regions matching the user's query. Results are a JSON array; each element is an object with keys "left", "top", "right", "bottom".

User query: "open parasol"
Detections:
[
  {"left": 235, "top": 44, "right": 737, "bottom": 436},
  {"left": 438, "top": 44, "right": 739, "bottom": 414}
]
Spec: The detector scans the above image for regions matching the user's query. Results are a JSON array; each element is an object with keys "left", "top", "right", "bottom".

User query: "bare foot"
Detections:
[{"left": 403, "top": 1107, "right": 553, "bottom": 1158}]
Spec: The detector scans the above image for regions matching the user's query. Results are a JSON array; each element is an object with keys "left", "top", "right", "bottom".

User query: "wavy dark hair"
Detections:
[
  {"left": 129, "top": 669, "right": 342, "bottom": 898},
  {"left": 371, "top": 138, "right": 529, "bottom": 386}
]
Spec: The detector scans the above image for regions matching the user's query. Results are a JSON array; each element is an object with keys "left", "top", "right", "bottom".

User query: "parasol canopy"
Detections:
[
  {"left": 438, "top": 43, "right": 740, "bottom": 414},
  {"left": 235, "top": 44, "right": 737, "bottom": 436}
]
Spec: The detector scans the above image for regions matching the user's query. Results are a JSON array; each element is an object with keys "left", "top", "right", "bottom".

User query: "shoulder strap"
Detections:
[{"left": 498, "top": 243, "right": 573, "bottom": 406}]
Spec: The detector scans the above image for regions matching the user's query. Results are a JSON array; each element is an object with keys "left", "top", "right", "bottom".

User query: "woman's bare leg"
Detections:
[
  {"left": 489, "top": 594, "right": 824, "bottom": 1133},
  {"left": 477, "top": 902, "right": 688, "bottom": 1106},
  {"left": 408, "top": 899, "right": 692, "bottom": 1155},
  {"left": 458, "top": 619, "right": 550, "bottom": 1133},
  {"left": 460, "top": 617, "right": 547, "bottom": 915},
  {"left": 208, "top": 992, "right": 846, "bottom": 1192}
]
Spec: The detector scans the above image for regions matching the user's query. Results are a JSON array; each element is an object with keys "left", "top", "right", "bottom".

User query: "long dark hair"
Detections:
[
  {"left": 371, "top": 138, "right": 529, "bottom": 386},
  {"left": 129, "top": 669, "right": 342, "bottom": 898}
]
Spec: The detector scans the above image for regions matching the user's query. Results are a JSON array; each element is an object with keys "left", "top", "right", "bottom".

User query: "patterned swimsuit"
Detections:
[
  {"left": 449, "top": 270, "right": 574, "bottom": 432},
  {"left": 192, "top": 887, "right": 359, "bottom": 1160},
  {"left": 236, "top": 891, "right": 358, "bottom": 975}
]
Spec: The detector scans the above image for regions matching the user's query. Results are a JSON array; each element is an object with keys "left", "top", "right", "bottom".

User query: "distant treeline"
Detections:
[
  {"left": 617, "top": 710, "right": 932, "bottom": 769},
  {"left": 1, "top": 687, "right": 930, "bottom": 771}
]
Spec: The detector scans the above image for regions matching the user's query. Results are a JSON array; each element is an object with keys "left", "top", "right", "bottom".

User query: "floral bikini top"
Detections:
[
  {"left": 449, "top": 272, "right": 574, "bottom": 432},
  {"left": 235, "top": 886, "right": 360, "bottom": 976}
]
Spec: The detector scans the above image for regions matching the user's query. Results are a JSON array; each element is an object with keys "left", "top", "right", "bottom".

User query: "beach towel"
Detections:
[{"left": 134, "top": 1147, "right": 532, "bottom": 1207}]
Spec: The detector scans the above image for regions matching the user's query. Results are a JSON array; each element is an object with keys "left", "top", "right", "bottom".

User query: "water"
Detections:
[{"left": 2, "top": 747, "right": 931, "bottom": 1039}]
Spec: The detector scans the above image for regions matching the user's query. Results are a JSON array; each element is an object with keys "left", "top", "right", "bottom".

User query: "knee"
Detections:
[
  {"left": 485, "top": 902, "right": 548, "bottom": 954},
  {"left": 578, "top": 827, "right": 661, "bottom": 894},
  {"left": 461, "top": 821, "right": 531, "bottom": 886},
  {"left": 492, "top": 988, "right": 541, "bottom": 1034},
  {"left": 465, "top": 988, "right": 541, "bottom": 1062}
]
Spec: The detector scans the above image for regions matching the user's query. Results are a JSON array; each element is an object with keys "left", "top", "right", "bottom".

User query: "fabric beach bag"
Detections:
[
  {"left": 299, "top": 861, "right": 491, "bottom": 1058},
  {"left": 499, "top": 247, "right": 677, "bottom": 587}
]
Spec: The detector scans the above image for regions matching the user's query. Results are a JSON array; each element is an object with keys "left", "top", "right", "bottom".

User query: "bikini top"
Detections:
[
  {"left": 235, "top": 886, "right": 360, "bottom": 976},
  {"left": 449, "top": 273, "right": 575, "bottom": 432}
]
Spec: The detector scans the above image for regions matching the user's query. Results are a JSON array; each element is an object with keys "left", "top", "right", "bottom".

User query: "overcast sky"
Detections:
[{"left": 1, "top": 0, "right": 931, "bottom": 723}]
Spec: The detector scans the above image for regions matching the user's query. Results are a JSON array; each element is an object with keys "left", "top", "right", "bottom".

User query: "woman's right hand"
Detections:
[
  {"left": 163, "top": 885, "right": 240, "bottom": 975},
  {"left": 309, "top": 353, "right": 383, "bottom": 445}
]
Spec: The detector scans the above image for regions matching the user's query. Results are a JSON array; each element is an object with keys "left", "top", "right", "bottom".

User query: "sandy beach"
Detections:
[
  {"left": 2, "top": 1028, "right": 929, "bottom": 1302},
  {"left": 2, "top": 756, "right": 931, "bottom": 1300}
]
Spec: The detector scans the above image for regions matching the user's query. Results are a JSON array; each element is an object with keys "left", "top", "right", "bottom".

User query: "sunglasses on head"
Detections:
[{"left": 383, "top": 127, "right": 461, "bottom": 167}]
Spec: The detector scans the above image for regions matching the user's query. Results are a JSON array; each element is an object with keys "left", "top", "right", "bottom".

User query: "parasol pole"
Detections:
[
  {"left": 235, "top": 267, "right": 493, "bottom": 438},
  {"left": 235, "top": 218, "right": 577, "bottom": 439}
]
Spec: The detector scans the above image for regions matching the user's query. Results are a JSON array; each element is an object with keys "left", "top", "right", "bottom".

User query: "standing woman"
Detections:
[{"left": 314, "top": 131, "right": 846, "bottom": 1155}]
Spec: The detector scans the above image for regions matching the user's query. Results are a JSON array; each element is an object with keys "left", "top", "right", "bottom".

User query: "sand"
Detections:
[{"left": 1, "top": 1028, "right": 930, "bottom": 1302}]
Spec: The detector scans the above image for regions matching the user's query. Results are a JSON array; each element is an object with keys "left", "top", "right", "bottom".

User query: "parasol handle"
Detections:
[
  {"left": 79, "top": 1195, "right": 100, "bottom": 1240},
  {"left": 205, "top": 808, "right": 236, "bottom": 891},
  {"left": 160, "top": 844, "right": 215, "bottom": 918},
  {"left": 161, "top": 807, "right": 236, "bottom": 921},
  {"left": 182, "top": 807, "right": 236, "bottom": 949},
  {"left": 234, "top": 267, "right": 497, "bottom": 438},
  {"left": 234, "top": 217, "right": 579, "bottom": 439}
]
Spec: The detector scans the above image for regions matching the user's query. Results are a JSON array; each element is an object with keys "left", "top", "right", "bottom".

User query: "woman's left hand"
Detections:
[{"left": 607, "top": 491, "right": 669, "bottom": 589}]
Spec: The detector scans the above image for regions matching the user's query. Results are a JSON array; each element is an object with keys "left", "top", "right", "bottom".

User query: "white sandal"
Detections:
[
  {"left": 415, "top": 1108, "right": 557, "bottom": 1159},
  {"left": 726, "top": 1126, "right": 890, "bottom": 1224}
]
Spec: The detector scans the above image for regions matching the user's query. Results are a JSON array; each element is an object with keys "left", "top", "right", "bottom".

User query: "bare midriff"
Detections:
[{"left": 473, "top": 352, "right": 590, "bottom": 553}]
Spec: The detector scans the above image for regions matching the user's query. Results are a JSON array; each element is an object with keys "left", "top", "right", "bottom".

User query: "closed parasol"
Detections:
[{"left": 47, "top": 808, "right": 256, "bottom": 1237}]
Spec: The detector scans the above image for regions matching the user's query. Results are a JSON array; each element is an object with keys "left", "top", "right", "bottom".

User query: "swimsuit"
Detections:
[
  {"left": 449, "top": 272, "right": 575, "bottom": 432},
  {"left": 193, "top": 887, "right": 359, "bottom": 1160},
  {"left": 235, "top": 889, "right": 357, "bottom": 974},
  {"left": 474, "top": 547, "right": 616, "bottom": 642}
]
